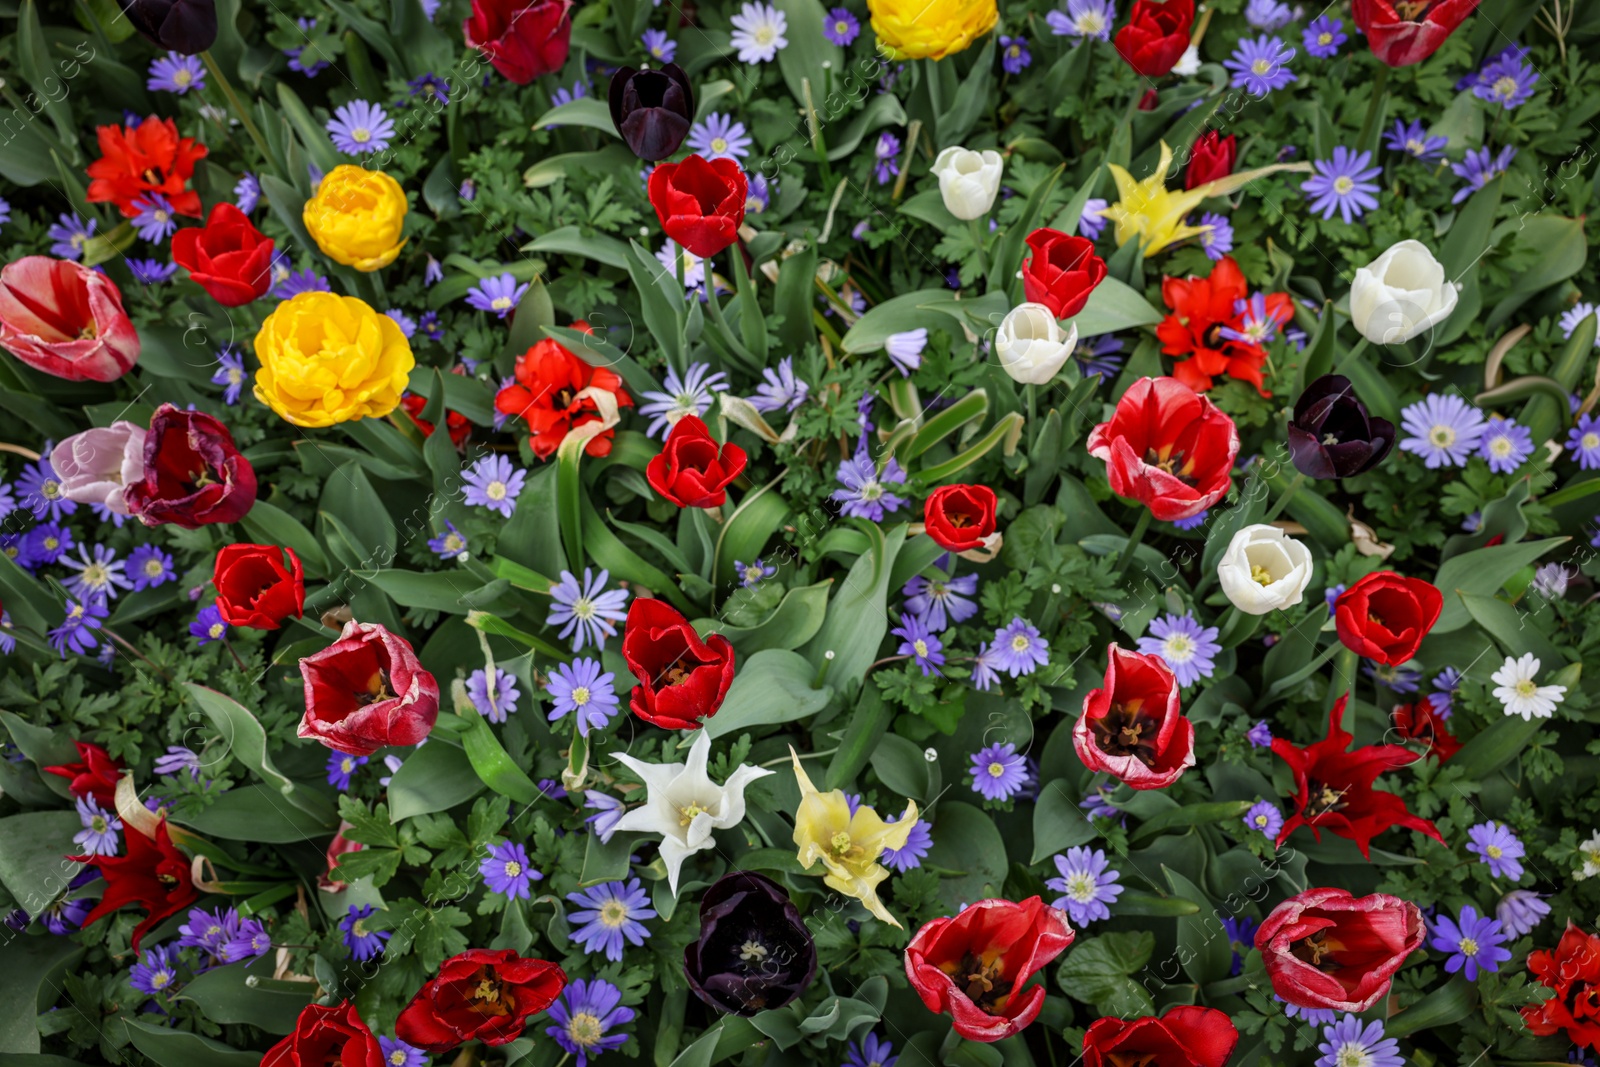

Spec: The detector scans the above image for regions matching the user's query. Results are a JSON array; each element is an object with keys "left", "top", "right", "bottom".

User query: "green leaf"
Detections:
[
  {"left": 1384, "top": 975, "right": 1478, "bottom": 1038},
  {"left": 1431, "top": 537, "right": 1567, "bottom": 632},
  {"left": 703, "top": 649, "right": 833, "bottom": 739},
  {"left": 870, "top": 733, "right": 934, "bottom": 805},
  {"left": 531, "top": 96, "right": 622, "bottom": 135},
  {"left": 801, "top": 525, "right": 905, "bottom": 692},
  {"left": 906, "top": 390, "right": 989, "bottom": 460},
  {"left": 696, "top": 580, "right": 832, "bottom": 656},
  {"left": 276, "top": 82, "right": 341, "bottom": 175},
  {"left": 840, "top": 289, "right": 960, "bottom": 354},
  {"left": 914, "top": 413, "right": 1024, "bottom": 484},
  {"left": 1165, "top": 866, "right": 1231, "bottom": 984},
  {"left": 1, "top": 935, "right": 83, "bottom": 1054},
  {"left": 1114, "top": 889, "right": 1203, "bottom": 917},
  {"left": 926, "top": 802, "right": 1008, "bottom": 912},
  {"left": 388, "top": 739, "right": 488, "bottom": 821},
  {"left": 360, "top": 569, "right": 511, "bottom": 615},
  {"left": 0, "top": 811, "right": 80, "bottom": 925},
  {"left": 186, "top": 683, "right": 330, "bottom": 819},
  {"left": 939, "top": 37, "right": 996, "bottom": 145},
  {"left": 1130, "top": 800, "right": 1252, "bottom": 843},
  {"left": 1449, "top": 707, "right": 1550, "bottom": 780},
  {"left": 522, "top": 224, "right": 631, "bottom": 270},
  {"left": 174, "top": 785, "right": 337, "bottom": 843},
  {"left": 173, "top": 960, "right": 314, "bottom": 1034},
  {"left": 1030, "top": 780, "right": 1100, "bottom": 863},
  {"left": 774, "top": 0, "right": 844, "bottom": 107},
  {"left": 405, "top": 366, "right": 498, "bottom": 426},
  {"left": 523, "top": 146, "right": 638, "bottom": 193},
  {"left": 1068, "top": 276, "right": 1164, "bottom": 336},
  {"left": 1459, "top": 592, "right": 1563, "bottom": 664},
  {"left": 1439, "top": 179, "right": 1502, "bottom": 278},
  {"left": 825, "top": 684, "right": 892, "bottom": 790},
  {"left": 457, "top": 711, "right": 543, "bottom": 806},
  {"left": 713, "top": 480, "right": 789, "bottom": 588},
  {"left": 122, "top": 1017, "right": 260, "bottom": 1067},
  {"left": 579, "top": 828, "right": 636, "bottom": 886},
  {"left": 827, "top": 93, "right": 907, "bottom": 161},
  {"left": 319, "top": 463, "right": 397, "bottom": 569},
  {"left": 498, "top": 464, "right": 568, "bottom": 580},
  {"left": 1054, "top": 932, "right": 1157, "bottom": 1018}
]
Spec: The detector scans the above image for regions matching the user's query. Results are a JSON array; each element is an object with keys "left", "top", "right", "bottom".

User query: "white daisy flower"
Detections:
[
  {"left": 1490, "top": 652, "right": 1566, "bottom": 720},
  {"left": 1575, "top": 831, "right": 1600, "bottom": 881},
  {"left": 730, "top": 2, "right": 788, "bottom": 64}
]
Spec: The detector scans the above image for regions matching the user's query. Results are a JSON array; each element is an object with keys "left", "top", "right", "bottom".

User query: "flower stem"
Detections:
[
  {"left": 1332, "top": 336, "right": 1370, "bottom": 376},
  {"left": 1262, "top": 472, "right": 1306, "bottom": 524},
  {"left": 1114, "top": 508, "right": 1154, "bottom": 577},
  {"left": 967, "top": 217, "right": 988, "bottom": 277},
  {"left": 200, "top": 51, "right": 274, "bottom": 166},
  {"left": 1327, "top": 646, "right": 1360, "bottom": 707},
  {"left": 1355, "top": 63, "right": 1389, "bottom": 152}
]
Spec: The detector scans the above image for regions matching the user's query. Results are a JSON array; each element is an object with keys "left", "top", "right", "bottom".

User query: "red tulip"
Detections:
[
  {"left": 85, "top": 116, "right": 205, "bottom": 218},
  {"left": 298, "top": 620, "right": 440, "bottom": 756},
  {"left": 1021, "top": 228, "right": 1107, "bottom": 320},
  {"left": 648, "top": 154, "right": 747, "bottom": 259},
  {"left": 1086, "top": 376, "right": 1238, "bottom": 522},
  {"left": 396, "top": 948, "right": 567, "bottom": 1052},
  {"left": 319, "top": 821, "right": 364, "bottom": 892},
  {"left": 1157, "top": 255, "right": 1292, "bottom": 396},
  {"left": 905, "top": 897, "right": 1074, "bottom": 1042},
  {"left": 213, "top": 543, "right": 304, "bottom": 630},
  {"left": 171, "top": 202, "right": 274, "bottom": 306},
  {"left": 1271, "top": 696, "right": 1445, "bottom": 857},
  {"left": 1074, "top": 644, "right": 1195, "bottom": 790},
  {"left": 74, "top": 819, "right": 199, "bottom": 952},
  {"left": 1255, "top": 887, "right": 1425, "bottom": 1013},
  {"left": 43, "top": 740, "right": 124, "bottom": 807},
  {"left": 262, "top": 1002, "right": 384, "bottom": 1067},
  {"left": 1389, "top": 698, "right": 1462, "bottom": 762},
  {"left": 400, "top": 394, "right": 473, "bottom": 449},
  {"left": 622, "top": 597, "right": 735, "bottom": 731},
  {"left": 1352, "top": 0, "right": 1481, "bottom": 67},
  {"left": 1185, "top": 131, "right": 1236, "bottom": 190},
  {"left": 0, "top": 256, "right": 140, "bottom": 382},
  {"left": 646, "top": 414, "right": 747, "bottom": 508},
  {"left": 494, "top": 324, "right": 634, "bottom": 461},
  {"left": 463, "top": 0, "right": 573, "bottom": 84},
  {"left": 923, "top": 484, "right": 997, "bottom": 552},
  {"left": 1114, "top": 0, "right": 1194, "bottom": 78},
  {"left": 124, "top": 404, "right": 257, "bottom": 528},
  {"left": 1082, "top": 1006, "right": 1239, "bottom": 1067},
  {"left": 1333, "top": 571, "right": 1442, "bottom": 666},
  {"left": 1522, "top": 923, "right": 1600, "bottom": 1050}
]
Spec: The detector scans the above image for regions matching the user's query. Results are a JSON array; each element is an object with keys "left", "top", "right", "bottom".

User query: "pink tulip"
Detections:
[
  {"left": 50, "top": 422, "right": 148, "bottom": 514},
  {"left": 0, "top": 256, "right": 140, "bottom": 382}
]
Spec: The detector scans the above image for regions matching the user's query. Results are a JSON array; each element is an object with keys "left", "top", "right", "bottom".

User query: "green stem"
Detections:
[
  {"left": 1333, "top": 336, "right": 1370, "bottom": 375},
  {"left": 200, "top": 51, "right": 273, "bottom": 166},
  {"left": 1025, "top": 383, "right": 1038, "bottom": 447},
  {"left": 1262, "top": 472, "right": 1306, "bottom": 524},
  {"left": 1355, "top": 63, "right": 1389, "bottom": 151},
  {"left": 967, "top": 217, "right": 988, "bottom": 277},
  {"left": 1327, "top": 646, "right": 1359, "bottom": 708},
  {"left": 1114, "top": 508, "right": 1154, "bottom": 576}
]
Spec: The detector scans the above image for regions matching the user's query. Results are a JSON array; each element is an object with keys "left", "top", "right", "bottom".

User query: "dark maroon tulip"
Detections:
[
  {"left": 685, "top": 872, "right": 817, "bottom": 1016},
  {"left": 119, "top": 0, "right": 218, "bottom": 54},
  {"left": 124, "top": 403, "right": 257, "bottom": 528},
  {"left": 1286, "top": 374, "right": 1395, "bottom": 480},
  {"left": 609, "top": 65, "right": 695, "bottom": 162}
]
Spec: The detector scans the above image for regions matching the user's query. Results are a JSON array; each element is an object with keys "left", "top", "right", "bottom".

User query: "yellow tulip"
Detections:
[
  {"left": 253, "top": 292, "right": 415, "bottom": 427},
  {"left": 867, "top": 0, "right": 997, "bottom": 61},
  {"left": 303, "top": 165, "right": 408, "bottom": 272},
  {"left": 1098, "top": 142, "right": 1211, "bottom": 257},
  {"left": 790, "top": 748, "right": 917, "bottom": 927}
]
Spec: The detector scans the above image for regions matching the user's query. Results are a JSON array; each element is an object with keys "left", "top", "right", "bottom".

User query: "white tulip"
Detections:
[
  {"left": 932, "top": 146, "right": 1003, "bottom": 220},
  {"left": 609, "top": 732, "right": 773, "bottom": 895},
  {"left": 1217, "top": 524, "right": 1313, "bottom": 615},
  {"left": 995, "top": 303, "right": 1078, "bottom": 385},
  {"left": 1349, "top": 239, "right": 1459, "bottom": 345}
]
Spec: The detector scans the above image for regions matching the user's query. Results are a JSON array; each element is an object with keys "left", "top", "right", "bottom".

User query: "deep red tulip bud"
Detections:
[
  {"left": 1255, "top": 887, "right": 1425, "bottom": 1012},
  {"left": 464, "top": 0, "right": 573, "bottom": 84},
  {"left": 1021, "top": 228, "right": 1107, "bottom": 320},
  {"left": 171, "top": 202, "right": 274, "bottom": 306},
  {"left": 923, "top": 484, "right": 998, "bottom": 552},
  {"left": 119, "top": 0, "right": 218, "bottom": 54},
  {"left": 646, "top": 414, "right": 747, "bottom": 508},
  {"left": 647, "top": 154, "right": 747, "bottom": 259},
  {"left": 1333, "top": 570, "right": 1441, "bottom": 666},
  {"left": 1114, "top": 0, "right": 1194, "bottom": 78},
  {"left": 213, "top": 543, "right": 305, "bottom": 630},
  {"left": 622, "top": 597, "right": 736, "bottom": 730},
  {"left": 1185, "top": 131, "right": 1237, "bottom": 190},
  {"left": 298, "top": 621, "right": 440, "bottom": 756}
]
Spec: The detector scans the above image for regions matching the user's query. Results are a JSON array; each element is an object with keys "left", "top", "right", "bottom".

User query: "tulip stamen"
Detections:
[
  {"left": 1304, "top": 780, "right": 1349, "bottom": 819},
  {"left": 1393, "top": 0, "right": 1431, "bottom": 18},
  {"left": 1093, "top": 702, "right": 1161, "bottom": 767},
  {"left": 954, "top": 952, "right": 1012, "bottom": 1012},
  {"left": 469, "top": 969, "right": 514, "bottom": 1017},
  {"left": 1291, "top": 930, "right": 1342, "bottom": 971}
]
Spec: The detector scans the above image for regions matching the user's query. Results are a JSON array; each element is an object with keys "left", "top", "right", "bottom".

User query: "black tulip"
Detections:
[
  {"left": 684, "top": 872, "right": 817, "bottom": 1016},
  {"left": 121, "top": 0, "right": 218, "bottom": 55},
  {"left": 608, "top": 64, "right": 695, "bottom": 162},
  {"left": 1286, "top": 374, "right": 1395, "bottom": 479}
]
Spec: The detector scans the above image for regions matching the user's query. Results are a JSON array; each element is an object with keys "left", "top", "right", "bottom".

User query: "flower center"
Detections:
[
  {"left": 987, "top": 761, "right": 1005, "bottom": 778},
  {"left": 82, "top": 563, "right": 109, "bottom": 588},
  {"left": 352, "top": 127, "right": 371, "bottom": 143},
  {"left": 572, "top": 597, "right": 595, "bottom": 620},
  {"left": 1010, "top": 634, "right": 1031, "bottom": 652},
  {"left": 1318, "top": 32, "right": 1332, "bottom": 45},
  {"left": 711, "top": 137, "right": 728, "bottom": 153},
  {"left": 679, "top": 801, "right": 708, "bottom": 826},
  {"left": 1253, "top": 814, "right": 1270, "bottom": 828},
  {"left": 1065, "top": 872, "right": 1097, "bottom": 902},
  {"left": 352, "top": 919, "right": 369, "bottom": 937},
  {"left": 570, "top": 685, "right": 591, "bottom": 707},
  {"left": 1336, "top": 1045, "right": 1374, "bottom": 1067},
  {"left": 1164, "top": 634, "right": 1194, "bottom": 661},
  {"left": 755, "top": 26, "right": 775, "bottom": 44},
  {"left": 1078, "top": 14, "right": 1104, "bottom": 31},
  {"left": 834, "top": 20, "right": 849, "bottom": 32},
  {"left": 1093, "top": 701, "right": 1160, "bottom": 765},
  {"left": 1486, "top": 844, "right": 1503, "bottom": 859},
  {"left": 601, "top": 900, "right": 629, "bottom": 927},
  {"left": 208, "top": 623, "right": 226, "bottom": 639},
  {"left": 1333, "top": 175, "right": 1354, "bottom": 194},
  {"left": 913, "top": 639, "right": 929, "bottom": 657},
  {"left": 1251, "top": 58, "right": 1271, "bottom": 75},
  {"left": 503, "top": 860, "right": 522, "bottom": 878},
  {"left": 1493, "top": 75, "right": 1518, "bottom": 99},
  {"left": 91, "top": 815, "right": 108, "bottom": 832},
  {"left": 1250, "top": 564, "right": 1276, "bottom": 586},
  {"left": 1584, "top": 432, "right": 1599, "bottom": 449},
  {"left": 152, "top": 971, "right": 170, "bottom": 988},
  {"left": 390, "top": 1052, "right": 409, "bottom": 1066},
  {"left": 174, "top": 70, "right": 191, "bottom": 86},
  {"left": 1429, "top": 424, "right": 1455, "bottom": 447},
  {"left": 740, "top": 939, "right": 768, "bottom": 961},
  {"left": 568, "top": 1012, "right": 603, "bottom": 1046},
  {"left": 1514, "top": 678, "right": 1538, "bottom": 698},
  {"left": 1407, "top": 139, "right": 1424, "bottom": 154},
  {"left": 471, "top": 970, "right": 512, "bottom": 1016},
  {"left": 42, "top": 479, "right": 61, "bottom": 500},
  {"left": 860, "top": 481, "right": 883, "bottom": 501},
  {"left": 1459, "top": 936, "right": 1479, "bottom": 956},
  {"left": 830, "top": 831, "right": 856, "bottom": 856}
]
